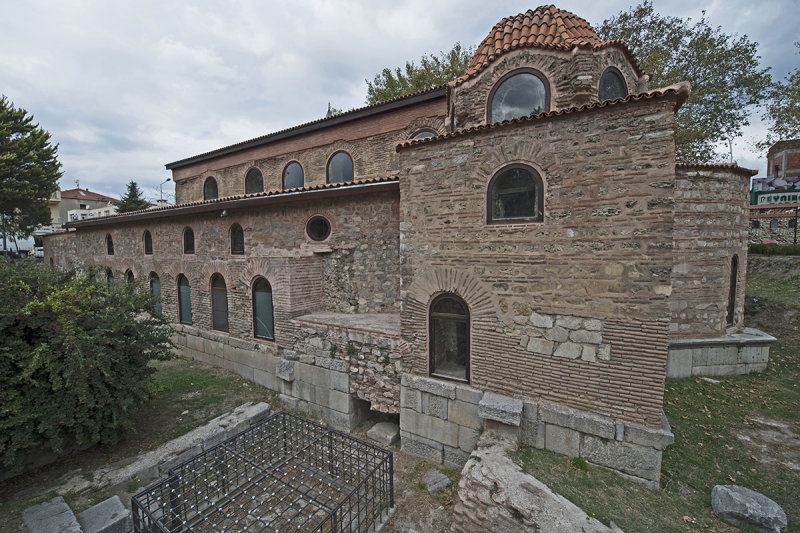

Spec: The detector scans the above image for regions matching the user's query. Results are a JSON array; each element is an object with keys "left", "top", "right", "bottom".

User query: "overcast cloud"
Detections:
[{"left": 1, "top": 0, "right": 797, "bottom": 202}]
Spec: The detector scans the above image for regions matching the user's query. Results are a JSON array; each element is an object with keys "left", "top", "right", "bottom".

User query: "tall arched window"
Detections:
[
  {"left": 178, "top": 274, "right": 192, "bottom": 324},
  {"left": 204, "top": 177, "right": 218, "bottom": 200},
  {"left": 326, "top": 151, "right": 354, "bottom": 184},
  {"left": 252, "top": 278, "right": 274, "bottom": 340},
  {"left": 211, "top": 274, "right": 229, "bottom": 332},
  {"left": 429, "top": 293, "right": 469, "bottom": 382},
  {"left": 489, "top": 69, "right": 549, "bottom": 123},
  {"left": 125, "top": 269, "right": 134, "bottom": 283},
  {"left": 245, "top": 168, "right": 264, "bottom": 194},
  {"left": 150, "top": 272, "right": 161, "bottom": 315},
  {"left": 106, "top": 234, "right": 114, "bottom": 255},
  {"left": 726, "top": 255, "right": 739, "bottom": 326},
  {"left": 230, "top": 223, "right": 244, "bottom": 255},
  {"left": 598, "top": 67, "right": 628, "bottom": 102},
  {"left": 144, "top": 230, "right": 153, "bottom": 255},
  {"left": 183, "top": 227, "right": 195, "bottom": 254},
  {"left": 283, "top": 161, "right": 304, "bottom": 189},
  {"left": 487, "top": 164, "right": 544, "bottom": 224},
  {"left": 106, "top": 268, "right": 114, "bottom": 288}
]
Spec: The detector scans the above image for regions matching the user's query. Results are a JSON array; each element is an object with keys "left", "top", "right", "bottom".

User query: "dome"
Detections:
[{"left": 466, "top": 5, "right": 602, "bottom": 78}]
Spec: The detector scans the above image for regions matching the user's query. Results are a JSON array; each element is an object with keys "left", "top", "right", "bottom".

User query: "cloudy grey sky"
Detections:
[{"left": 1, "top": 0, "right": 797, "bottom": 202}]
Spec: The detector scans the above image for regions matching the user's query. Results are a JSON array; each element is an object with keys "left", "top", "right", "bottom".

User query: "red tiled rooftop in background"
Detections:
[{"left": 60, "top": 188, "right": 118, "bottom": 203}]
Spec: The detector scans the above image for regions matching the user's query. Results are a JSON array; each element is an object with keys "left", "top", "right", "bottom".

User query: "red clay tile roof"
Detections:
[
  {"left": 60, "top": 188, "right": 118, "bottom": 203},
  {"left": 397, "top": 82, "right": 690, "bottom": 151},
  {"left": 64, "top": 177, "right": 399, "bottom": 227},
  {"left": 455, "top": 5, "right": 645, "bottom": 86},
  {"left": 675, "top": 162, "right": 758, "bottom": 177}
]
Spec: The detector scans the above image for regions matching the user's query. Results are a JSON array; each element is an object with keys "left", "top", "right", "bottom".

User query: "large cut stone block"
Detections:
[
  {"left": 447, "top": 399, "right": 482, "bottom": 430},
  {"left": 539, "top": 401, "right": 615, "bottom": 440},
  {"left": 581, "top": 435, "right": 662, "bottom": 484},
  {"left": 367, "top": 422, "right": 400, "bottom": 446},
  {"left": 78, "top": 495, "right": 132, "bottom": 533},
  {"left": 400, "top": 386, "right": 422, "bottom": 411},
  {"left": 276, "top": 359, "right": 295, "bottom": 382},
  {"left": 479, "top": 392, "right": 523, "bottom": 426},
  {"left": 421, "top": 392, "right": 448, "bottom": 419},
  {"left": 23, "top": 497, "right": 81, "bottom": 533},
  {"left": 400, "top": 409, "right": 459, "bottom": 447},
  {"left": 401, "top": 430, "right": 443, "bottom": 464},
  {"left": 544, "top": 424, "right": 580, "bottom": 457},
  {"left": 403, "top": 373, "right": 456, "bottom": 399},
  {"left": 666, "top": 348, "right": 693, "bottom": 378}
]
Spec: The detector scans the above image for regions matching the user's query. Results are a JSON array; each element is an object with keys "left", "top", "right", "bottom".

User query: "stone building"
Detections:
[
  {"left": 750, "top": 140, "right": 800, "bottom": 244},
  {"left": 45, "top": 6, "right": 772, "bottom": 488}
]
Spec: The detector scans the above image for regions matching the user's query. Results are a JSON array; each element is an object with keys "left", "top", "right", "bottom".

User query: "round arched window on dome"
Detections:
[
  {"left": 326, "top": 151, "right": 353, "bottom": 184},
  {"left": 489, "top": 69, "right": 549, "bottom": 123},
  {"left": 487, "top": 164, "right": 544, "bottom": 224},
  {"left": 245, "top": 168, "right": 263, "bottom": 194},
  {"left": 283, "top": 161, "right": 304, "bottom": 189},
  {"left": 410, "top": 129, "right": 437, "bottom": 140},
  {"left": 598, "top": 67, "right": 628, "bottom": 102}
]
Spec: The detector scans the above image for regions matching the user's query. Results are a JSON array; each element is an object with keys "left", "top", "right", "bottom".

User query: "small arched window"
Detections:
[
  {"left": 770, "top": 219, "right": 779, "bottom": 230},
  {"left": 410, "top": 129, "right": 437, "bottom": 139},
  {"left": 751, "top": 220, "right": 761, "bottom": 229},
  {"left": 252, "top": 277, "right": 274, "bottom": 340},
  {"left": 245, "top": 168, "right": 264, "bottom": 194},
  {"left": 283, "top": 161, "right": 304, "bottom": 189},
  {"left": 487, "top": 164, "right": 544, "bottom": 224},
  {"left": 106, "top": 234, "right": 114, "bottom": 255},
  {"left": 726, "top": 255, "right": 739, "bottom": 326},
  {"left": 211, "top": 274, "right": 229, "bottom": 332},
  {"left": 183, "top": 227, "right": 195, "bottom": 254},
  {"left": 204, "top": 177, "right": 218, "bottom": 200},
  {"left": 598, "top": 67, "right": 628, "bottom": 102},
  {"left": 150, "top": 272, "right": 162, "bottom": 315},
  {"left": 125, "top": 269, "right": 134, "bottom": 283},
  {"left": 489, "top": 69, "right": 549, "bottom": 123},
  {"left": 178, "top": 274, "right": 192, "bottom": 324},
  {"left": 144, "top": 230, "right": 153, "bottom": 255},
  {"left": 429, "top": 294, "right": 469, "bottom": 382},
  {"left": 230, "top": 223, "right": 244, "bottom": 255},
  {"left": 326, "top": 151, "right": 354, "bottom": 184}
]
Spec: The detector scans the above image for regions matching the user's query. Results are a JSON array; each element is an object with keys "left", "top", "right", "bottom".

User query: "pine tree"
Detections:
[{"left": 116, "top": 180, "right": 151, "bottom": 213}]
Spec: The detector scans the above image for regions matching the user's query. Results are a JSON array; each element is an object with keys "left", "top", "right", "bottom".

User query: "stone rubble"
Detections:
[{"left": 711, "top": 484, "right": 787, "bottom": 533}]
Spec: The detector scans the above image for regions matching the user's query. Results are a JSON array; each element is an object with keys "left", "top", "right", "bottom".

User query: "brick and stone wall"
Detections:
[
  {"left": 449, "top": 47, "right": 649, "bottom": 130},
  {"left": 398, "top": 95, "right": 678, "bottom": 429},
  {"left": 671, "top": 165, "right": 752, "bottom": 339},
  {"left": 749, "top": 209, "right": 800, "bottom": 244}
]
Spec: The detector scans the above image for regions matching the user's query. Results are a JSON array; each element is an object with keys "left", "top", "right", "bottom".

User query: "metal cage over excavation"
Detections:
[{"left": 132, "top": 411, "right": 394, "bottom": 532}]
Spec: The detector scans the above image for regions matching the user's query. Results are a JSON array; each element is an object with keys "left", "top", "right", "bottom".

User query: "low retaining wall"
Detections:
[
  {"left": 667, "top": 328, "right": 776, "bottom": 378},
  {"left": 400, "top": 373, "right": 673, "bottom": 488}
]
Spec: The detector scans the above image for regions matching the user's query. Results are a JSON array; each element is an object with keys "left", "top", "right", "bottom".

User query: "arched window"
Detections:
[
  {"left": 245, "top": 168, "right": 264, "bottom": 194},
  {"left": 726, "top": 255, "right": 739, "bottom": 326},
  {"left": 283, "top": 161, "right": 304, "bottom": 189},
  {"left": 326, "top": 151, "right": 354, "bottom": 184},
  {"left": 125, "top": 269, "right": 134, "bottom": 283},
  {"left": 430, "top": 294, "right": 469, "bottom": 382},
  {"left": 487, "top": 164, "right": 544, "bottom": 224},
  {"left": 252, "top": 277, "right": 274, "bottom": 340},
  {"left": 598, "top": 67, "right": 628, "bottom": 102},
  {"left": 489, "top": 69, "right": 549, "bottom": 123},
  {"left": 230, "top": 223, "right": 244, "bottom": 255},
  {"left": 410, "top": 129, "right": 437, "bottom": 139},
  {"left": 177, "top": 274, "right": 192, "bottom": 324},
  {"left": 751, "top": 220, "right": 761, "bottom": 229},
  {"left": 144, "top": 230, "right": 153, "bottom": 255},
  {"left": 211, "top": 274, "right": 229, "bottom": 332},
  {"left": 770, "top": 219, "right": 779, "bottom": 230},
  {"left": 106, "top": 268, "right": 114, "bottom": 288},
  {"left": 106, "top": 234, "right": 114, "bottom": 255},
  {"left": 204, "top": 177, "right": 218, "bottom": 200},
  {"left": 183, "top": 227, "right": 195, "bottom": 254},
  {"left": 150, "top": 272, "right": 162, "bottom": 315}
]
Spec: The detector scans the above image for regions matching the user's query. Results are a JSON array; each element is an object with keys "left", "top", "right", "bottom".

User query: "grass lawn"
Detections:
[
  {"left": 513, "top": 255, "right": 800, "bottom": 532},
  {"left": 0, "top": 357, "right": 278, "bottom": 532}
]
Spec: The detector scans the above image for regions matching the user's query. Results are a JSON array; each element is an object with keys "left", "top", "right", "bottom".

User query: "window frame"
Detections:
[
  {"left": 428, "top": 293, "right": 470, "bottom": 383},
  {"left": 230, "top": 223, "right": 245, "bottom": 255},
  {"left": 598, "top": 66, "right": 628, "bottom": 102},
  {"left": 106, "top": 234, "right": 114, "bottom": 255},
  {"left": 486, "top": 163, "right": 544, "bottom": 225},
  {"left": 203, "top": 176, "right": 218, "bottom": 200},
  {"left": 282, "top": 161, "right": 305, "bottom": 190},
  {"left": 210, "top": 273, "right": 229, "bottom": 332},
  {"left": 177, "top": 274, "right": 192, "bottom": 324},
  {"left": 245, "top": 168, "right": 264, "bottom": 194},
  {"left": 326, "top": 151, "right": 354, "bottom": 184},
  {"left": 252, "top": 277, "right": 275, "bottom": 340},
  {"left": 144, "top": 230, "right": 153, "bottom": 255},
  {"left": 183, "top": 227, "right": 195, "bottom": 254},
  {"left": 487, "top": 68, "right": 550, "bottom": 124}
]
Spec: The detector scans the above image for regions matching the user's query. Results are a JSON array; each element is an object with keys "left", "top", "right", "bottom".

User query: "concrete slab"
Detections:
[
  {"left": 23, "top": 496, "right": 81, "bottom": 533},
  {"left": 78, "top": 495, "right": 133, "bottom": 533},
  {"left": 367, "top": 422, "right": 400, "bottom": 446}
]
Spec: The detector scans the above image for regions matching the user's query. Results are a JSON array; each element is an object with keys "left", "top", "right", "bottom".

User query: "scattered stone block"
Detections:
[
  {"left": 78, "top": 495, "right": 133, "bottom": 533},
  {"left": 23, "top": 496, "right": 81, "bottom": 533},
  {"left": 423, "top": 469, "right": 451, "bottom": 492},
  {"left": 712, "top": 485, "right": 787, "bottom": 533},
  {"left": 478, "top": 392, "right": 523, "bottom": 426},
  {"left": 367, "top": 422, "right": 400, "bottom": 446},
  {"left": 276, "top": 359, "right": 295, "bottom": 382}
]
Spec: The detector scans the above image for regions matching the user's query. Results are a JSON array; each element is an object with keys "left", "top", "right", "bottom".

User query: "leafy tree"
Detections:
[
  {"left": 365, "top": 42, "right": 474, "bottom": 105},
  {"left": 598, "top": 2, "right": 772, "bottom": 162},
  {"left": 0, "top": 260, "right": 173, "bottom": 468},
  {"left": 116, "top": 180, "right": 151, "bottom": 213},
  {"left": 0, "top": 95, "right": 62, "bottom": 246},
  {"left": 761, "top": 42, "right": 800, "bottom": 147}
]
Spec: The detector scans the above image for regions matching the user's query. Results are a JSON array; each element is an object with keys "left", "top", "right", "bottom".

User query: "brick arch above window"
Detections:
[
  {"left": 198, "top": 260, "right": 232, "bottom": 284},
  {"left": 241, "top": 258, "right": 287, "bottom": 305},
  {"left": 406, "top": 267, "right": 498, "bottom": 322}
]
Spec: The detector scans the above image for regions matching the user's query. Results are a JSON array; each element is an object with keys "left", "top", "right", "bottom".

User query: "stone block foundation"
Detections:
[
  {"left": 666, "top": 328, "right": 776, "bottom": 378},
  {"left": 400, "top": 373, "right": 674, "bottom": 488}
]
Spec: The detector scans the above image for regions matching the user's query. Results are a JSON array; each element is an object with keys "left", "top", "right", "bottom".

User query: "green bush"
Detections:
[
  {"left": 749, "top": 243, "right": 800, "bottom": 255},
  {"left": 0, "top": 260, "right": 174, "bottom": 468}
]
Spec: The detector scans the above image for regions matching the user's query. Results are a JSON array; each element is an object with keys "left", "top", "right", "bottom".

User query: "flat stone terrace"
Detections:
[{"left": 292, "top": 312, "right": 401, "bottom": 338}]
